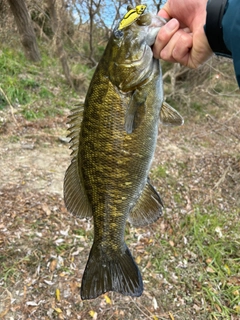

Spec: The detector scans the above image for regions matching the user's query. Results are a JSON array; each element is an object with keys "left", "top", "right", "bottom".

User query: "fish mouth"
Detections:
[
  {"left": 116, "top": 16, "right": 166, "bottom": 68},
  {"left": 146, "top": 16, "right": 167, "bottom": 46}
]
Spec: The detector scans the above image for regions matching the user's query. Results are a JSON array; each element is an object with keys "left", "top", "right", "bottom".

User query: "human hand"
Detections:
[{"left": 153, "top": 0, "right": 213, "bottom": 68}]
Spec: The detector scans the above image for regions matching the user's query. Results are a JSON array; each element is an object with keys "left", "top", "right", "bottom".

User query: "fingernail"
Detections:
[{"left": 166, "top": 18, "right": 179, "bottom": 31}]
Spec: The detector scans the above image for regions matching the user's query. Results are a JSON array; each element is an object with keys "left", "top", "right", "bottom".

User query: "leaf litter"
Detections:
[{"left": 0, "top": 110, "right": 239, "bottom": 319}]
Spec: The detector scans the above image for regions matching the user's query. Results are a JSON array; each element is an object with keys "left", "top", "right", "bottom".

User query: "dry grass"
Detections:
[{"left": 0, "top": 98, "right": 239, "bottom": 319}]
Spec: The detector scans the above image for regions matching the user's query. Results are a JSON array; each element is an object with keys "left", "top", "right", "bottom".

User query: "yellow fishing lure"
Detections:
[{"left": 118, "top": 4, "right": 147, "bottom": 30}]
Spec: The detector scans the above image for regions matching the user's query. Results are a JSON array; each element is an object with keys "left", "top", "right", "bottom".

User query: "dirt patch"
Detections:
[
  {"left": 0, "top": 114, "right": 70, "bottom": 195},
  {"left": 0, "top": 111, "right": 240, "bottom": 319}
]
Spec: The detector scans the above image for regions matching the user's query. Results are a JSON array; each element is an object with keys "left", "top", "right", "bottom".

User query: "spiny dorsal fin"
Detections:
[
  {"left": 160, "top": 101, "right": 184, "bottom": 126},
  {"left": 128, "top": 178, "right": 163, "bottom": 227},
  {"left": 67, "top": 105, "right": 84, "bottom": 158}
]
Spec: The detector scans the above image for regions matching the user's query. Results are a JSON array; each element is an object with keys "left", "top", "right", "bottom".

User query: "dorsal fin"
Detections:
[
  {"left": 67, "top": 105, "right": 84, "bottom": 158},
  {"left": 128, "top": 178, "right": 163, "bottom": 227}
]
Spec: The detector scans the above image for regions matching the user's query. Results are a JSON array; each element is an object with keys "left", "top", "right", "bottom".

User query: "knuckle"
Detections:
[{"left": 157, "top": 28, "right": 170, "bottom": 42}]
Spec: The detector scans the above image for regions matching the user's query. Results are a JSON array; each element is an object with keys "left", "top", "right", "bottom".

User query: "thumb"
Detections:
[{"left": 158, "top": 8, "right": 171, "bottom": 20}]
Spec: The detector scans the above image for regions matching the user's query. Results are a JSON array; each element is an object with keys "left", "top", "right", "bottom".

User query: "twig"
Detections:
[
  {"left": 213, "top": 165, "right": 231, "bottom": 190},
  {"left": 206, "top": 114, "right": 240, "bottom": 141},
  {"left": 130, "top": 297, "right": 170, "bottom": 320},
  {"left": 0, "top": 86, "right": 18, "bottom": 125},
  {"left": 0, "top": 288, "right": 12, "bottom": 317},
  {"left": 206, "top": 87, "right": 240, "bottom": 97}
]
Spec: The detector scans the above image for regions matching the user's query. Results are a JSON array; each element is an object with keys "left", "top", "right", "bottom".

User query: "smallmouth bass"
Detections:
[{"left": 64, "top": 6, "right": 183, "bottom": 300}]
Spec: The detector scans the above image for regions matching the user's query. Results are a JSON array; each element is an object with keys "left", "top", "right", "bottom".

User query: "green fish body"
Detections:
[{"left": 64, "top": 8, "right": 183, "bottom": 300}]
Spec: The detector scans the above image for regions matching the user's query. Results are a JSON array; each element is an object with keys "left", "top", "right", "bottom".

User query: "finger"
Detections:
[
  {"left": 153, "top": 19, "right": 179, "bottom": 59},
  {"left": 158, "top": 2, "right": 172, "bottom": 20},
  {"left": 157, "top": 8, "right": 171, "bottom": 20},
  {"left": 171, "top": 32, "right": 193, "bottom": 66},
  {"left": 159, "top": 29, "right": 193, "bottom": 65}
]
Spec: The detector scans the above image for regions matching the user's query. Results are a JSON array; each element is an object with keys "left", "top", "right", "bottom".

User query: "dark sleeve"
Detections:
[
  {"left": 205, "top": 0, "right": 240, "bottom": 86},
  {"left": 205, "top": 0, "right": 231, "bottom": 56}
]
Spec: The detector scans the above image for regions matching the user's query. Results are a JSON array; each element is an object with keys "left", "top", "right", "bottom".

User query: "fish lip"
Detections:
[
  {"left": 146, "top": 16, "right": 167, "bottom": 46},
  {"left": 149, "top": 16, "right": 168, "bottom": 28}
]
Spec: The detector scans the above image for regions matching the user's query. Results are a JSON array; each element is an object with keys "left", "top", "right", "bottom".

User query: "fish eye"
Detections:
[{"left": 136, "top": 13, "right": 151, "bottom": 26}]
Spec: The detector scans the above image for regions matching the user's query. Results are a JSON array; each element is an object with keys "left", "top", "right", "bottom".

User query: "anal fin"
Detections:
[{"left": 128, "top": 179, "right": 163, "bottom": 227}]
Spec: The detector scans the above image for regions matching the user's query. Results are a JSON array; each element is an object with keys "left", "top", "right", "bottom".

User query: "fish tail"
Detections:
[{"left": 80, "top": 242, "right": 143, "bottom": 300}]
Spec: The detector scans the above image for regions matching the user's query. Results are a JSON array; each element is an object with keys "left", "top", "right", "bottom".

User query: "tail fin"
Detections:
[{"left": 80, "top": 242, "right": 143, "bottom": 300}]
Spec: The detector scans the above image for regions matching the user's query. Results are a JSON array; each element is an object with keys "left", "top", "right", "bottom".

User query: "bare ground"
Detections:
[{"left": 0, "top": 105, "right": 240, "bottom": 319}]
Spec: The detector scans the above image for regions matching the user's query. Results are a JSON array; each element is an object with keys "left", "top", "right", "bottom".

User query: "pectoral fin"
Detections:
[
  {"left": 125, "top": 89, "right": 147, "bottom": 134},
  {"left": 160, "top": 101, "right": 184, "bottom": 126},
  {"left": 128, "top": 178, "right": 163, "bottom": 227}
]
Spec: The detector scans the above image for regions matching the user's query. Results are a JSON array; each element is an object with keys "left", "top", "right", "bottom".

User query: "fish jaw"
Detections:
[{"left": 146, "top": 15, "right": 167, "bottom": 46}]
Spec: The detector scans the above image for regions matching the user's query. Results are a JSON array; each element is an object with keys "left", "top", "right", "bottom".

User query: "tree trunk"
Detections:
[
  {"left": 7, "top": 0, "right": 41, "bottom": 62},
  {"left": 46, "top": 0, "right": 74, "bottom": 89}
]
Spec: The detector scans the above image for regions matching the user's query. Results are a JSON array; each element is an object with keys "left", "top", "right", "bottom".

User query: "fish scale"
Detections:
[{"left": 64, "top": 6, "right": 184, "bottom": 300}]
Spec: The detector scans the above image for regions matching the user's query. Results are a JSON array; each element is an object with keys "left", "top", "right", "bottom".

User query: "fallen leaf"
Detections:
[
  {"left": 227, "top": 276, "right": 240, "bottom": 285},
  {"left": 169, "top": 240, "right": 174, "bottom": 247},
  {"left": 215, "top": 304, "right": 222, "bottom": 313},
  {"left": 152, "top": 297, "right": 158, "bottom": 310},
  {"left": 104, "top": 294, "right": 112, "bottom": 305},
  {"left": 234, "top": 305, "right": 240, "bottom": 313},
  {"left": 26, "top": 301, "right": 38, "bottom": 306},
  {"left": 70, "top": 281, "right": 80, "bottom": 293},
  {"left": 89, "top": 310, "right": 97, "bottom": 319},
  {"left": 223, "top": 264, "right": 231, "bottom": 275},
  {"left": 193, "top": 304, "right": 201, "bottom": 311},
  {"left": 136, "top": 256, "right": 141, "bottom": 264},
  {"left": 169, "top": 312, "right": 174, "bottom": 320},
  {"left": 56, "top": 288, "right": 61, "bottom": 302},
  {"left": 42, "top": 203, "right": 51, "bottom": 215},
  {"left": 233, "top": 290, "right": 239, "bottom": 296},
  {"left": 206, "top": 266, "right": 215, "bottom": 273},
  {"left": 50, "top": 259, "right": 57, "bottom": 272},
  {"left": 206, "top": 258, "right": 212, "bottom": 264},
  {"left": 215, "top": 226, "right": 223, "bottom": 238}
]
